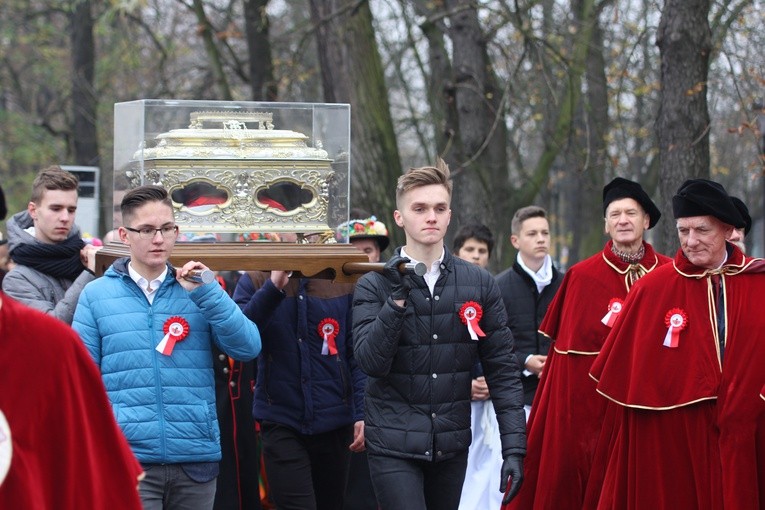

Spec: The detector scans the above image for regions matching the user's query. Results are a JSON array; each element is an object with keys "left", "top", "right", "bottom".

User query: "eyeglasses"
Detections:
[{"left": 124, "top": 225, "right": 179, "bottom": 239}]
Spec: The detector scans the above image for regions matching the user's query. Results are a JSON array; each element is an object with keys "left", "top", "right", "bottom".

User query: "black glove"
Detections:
[
  {"left": 383, "top": 254, "right": 412, "bottom": 301},
  {"left": 500, "top": 454, "right": 524, "bottom": 504}
]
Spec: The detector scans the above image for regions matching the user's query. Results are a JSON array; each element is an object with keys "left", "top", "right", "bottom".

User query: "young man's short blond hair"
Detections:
[{"left": 395, "top": 158, "right": 453, "bottom": 208}]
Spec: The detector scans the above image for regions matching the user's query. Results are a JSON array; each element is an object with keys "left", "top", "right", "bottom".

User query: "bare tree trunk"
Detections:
[
  {"left": 244, "top": 0, "right": 278, "bottom": 101},
  {"left": 191, "top": 0, "right": 233, "bottom": 100},
  {"left": 70, "top": 0, "right": 97, "bottom": 167},
  {"left": 308, "top": 0, "right": 402, "bottom": 244},
  {"left": 69, "top": 0, "right": 105, "bottom": 234},
  {"left": 654, "top": 0, "right": 711, "bottom": 253},
  {"left": 577, "top": 14, "right": 609, "bottom": 261},
  {"left": 442, "top": 0, "right": 508, "bottom": 254},
  {"left": 533, "top": 0, "right": 599, "bottom": 266},
  {"left": 412, "top": 9, "right": 462, "bottom": 165}
]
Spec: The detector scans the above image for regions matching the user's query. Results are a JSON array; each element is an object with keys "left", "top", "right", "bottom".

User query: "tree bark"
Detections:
[
  {"left": 654, "top": 0, "right": 711, "bottom": 253},
  {"left": 308, "top": 0, "right": 402, "bottom": 244},
  {"left": 244, "top": 0, "right": 278, "bottom": 101},
  {"left": 442, "top": 0, "right": 509, "bottom": 256},
  {"left": 191, "top": 0, "right": 233, "bottom": 100},
  {"left": 70, "top": 0, "right": 98, "bottom": 167}
]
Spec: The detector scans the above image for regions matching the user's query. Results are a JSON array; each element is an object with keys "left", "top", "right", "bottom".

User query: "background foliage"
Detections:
[{"left": 1, "top": 0, "right": 764, "bottom": 270}]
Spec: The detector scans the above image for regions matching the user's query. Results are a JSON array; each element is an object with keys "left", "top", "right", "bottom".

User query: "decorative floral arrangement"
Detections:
[{"left": 336, "top": 216, "right": 388, "bottom": 241}]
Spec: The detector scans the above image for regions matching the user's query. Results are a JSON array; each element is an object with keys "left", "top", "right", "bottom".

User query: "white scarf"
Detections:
[{"left": 517, "top": 253, "right": 553, "bottom": 294}]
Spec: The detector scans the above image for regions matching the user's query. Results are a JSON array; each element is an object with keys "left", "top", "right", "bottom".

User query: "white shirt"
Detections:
[
  {"left": 400, "top": 246, "right": 445, "bottom": 296},
  {"left": 128, "top": 263, "right": 167, "bottom": 304}
]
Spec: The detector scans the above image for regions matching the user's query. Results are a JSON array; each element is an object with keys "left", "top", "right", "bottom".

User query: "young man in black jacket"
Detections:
[
  {"left": 495, "top": 206, "right": 563, "bottom": 418},
  {"left": 352, "top": 159, "right": 525, "bottom": 510}
]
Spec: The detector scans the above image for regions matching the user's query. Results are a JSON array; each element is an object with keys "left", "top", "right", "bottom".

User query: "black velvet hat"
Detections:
[
  {"left": 730, "top": 197, "right": 752, "bottom": 235},
  {"left": 672, "top": 179, "right": 745, "bottom": 228},
  {"left": 602, "top": 177, "right": 662, "bottom": 229}
]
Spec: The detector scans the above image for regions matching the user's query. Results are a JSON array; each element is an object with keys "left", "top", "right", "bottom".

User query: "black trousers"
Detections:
[
  {"left": 367, "top": 451, "right": 468, "bottom": 510},
  {"left": 260, "top": 421, "right": 353, "bottom": 510}
]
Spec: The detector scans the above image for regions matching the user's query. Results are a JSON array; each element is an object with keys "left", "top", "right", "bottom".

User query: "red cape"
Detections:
[
  {"left": 590, "top": 246, "right": 765, "bottom": 509},
  {"left": 504, "top": 242, "right": 670, "bottom": 510},
  {"left": 539, "top": 240, "right": 668, "bottom": 354},
  {"left": 0, "top": 295, "right": 143, "bottom": 509}
]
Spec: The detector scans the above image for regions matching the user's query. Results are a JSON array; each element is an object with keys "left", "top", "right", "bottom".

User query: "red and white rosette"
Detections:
[
  {"left": 459, "top": 301, "right": 486, "bottom": 341},
  {"left": 318, "top": 318, "right": 339, "bottom": 355},
  {"left": 600, "top": 298, "right": 624, "bottom": 328},
  {"left": 156, "top": 316, "right": 190, "bottom": 356},
  {"left": 662, "top": 308, "right": 687, "bottom": 348},
  {"left": 760, "top": 384, "right": 765, "bottom": 402}
]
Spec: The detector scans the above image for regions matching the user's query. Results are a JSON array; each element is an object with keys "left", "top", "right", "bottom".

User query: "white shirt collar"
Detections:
[
  {"left": 128, "top": 262, "right": 168, "bottom": 304},
  {"left": 400, "top": 246, "right": 445, "bottom": 295},
  {"left": 517, "top": 253, "right": 553, "bottom": 293}
]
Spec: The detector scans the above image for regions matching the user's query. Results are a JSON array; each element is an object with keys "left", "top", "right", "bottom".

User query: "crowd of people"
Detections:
[{"left": 0, "top": 162, "right": 764, "bottom": 510}]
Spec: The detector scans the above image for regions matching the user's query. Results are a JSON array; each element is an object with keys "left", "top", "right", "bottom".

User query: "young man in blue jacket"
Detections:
[{"left": 73, "top": 185, "right": 261, "bottom": 510}]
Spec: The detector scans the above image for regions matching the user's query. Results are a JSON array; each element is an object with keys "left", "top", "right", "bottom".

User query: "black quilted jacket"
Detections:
[
  {"left": 352, "top": 248, "right": 526, "bottom": 462},
  {"left": 495, "top": 261, "right": 563, "bottom": 405}
]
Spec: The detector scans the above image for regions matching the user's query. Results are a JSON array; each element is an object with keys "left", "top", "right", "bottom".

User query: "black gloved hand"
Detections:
[
  {"left": 383, "top": 254, "right": 412, "bottom": 301},
  {"left": 500, "top": 454, "right": 524, "bottom": 504}
]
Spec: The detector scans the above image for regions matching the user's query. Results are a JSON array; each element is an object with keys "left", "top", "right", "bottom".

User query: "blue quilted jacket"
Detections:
[{"left": 72, "top": 258, "right": 261, "bottom": 463}]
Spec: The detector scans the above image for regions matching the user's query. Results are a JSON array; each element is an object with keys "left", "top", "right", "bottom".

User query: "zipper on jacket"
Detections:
[
  {"left": 265, "top": 354, "right": 273, "bottom": 404},
  {"left": 337, "top": 357, "right": 350, "bottom": 403}
]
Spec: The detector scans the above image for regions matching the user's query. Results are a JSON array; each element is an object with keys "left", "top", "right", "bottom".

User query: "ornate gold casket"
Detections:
[
  {"left": 99, "top": 100, "right": 369, "bottom": 281},
  {"left": 118, "top": 103, "right": 349, "bottom": 237}
]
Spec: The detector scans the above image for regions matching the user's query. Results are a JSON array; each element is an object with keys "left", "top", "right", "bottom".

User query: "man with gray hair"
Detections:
[
  {"left": 508, "top": 178, "right": 671, "bottom": 510},
  {"left": 591, "top": 178, "right": 765, "bottom": 508}
]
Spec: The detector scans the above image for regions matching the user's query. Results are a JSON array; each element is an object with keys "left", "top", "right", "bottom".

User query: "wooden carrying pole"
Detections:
[{"left": 95, "top": 242, "right": 385, "bottom": 283}]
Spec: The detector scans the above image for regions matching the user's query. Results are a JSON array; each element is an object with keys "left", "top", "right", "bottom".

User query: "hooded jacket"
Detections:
[
  {"left": 72, "top": 258, "right": 262, "bottom": 464},
  {"left": 234, "top": 272, "right": 365, "bottom": 434}
]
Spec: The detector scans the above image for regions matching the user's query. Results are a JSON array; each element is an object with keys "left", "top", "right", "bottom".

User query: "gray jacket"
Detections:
[{"left": 2, "top": 210, "right": 94, "bottom": 324}]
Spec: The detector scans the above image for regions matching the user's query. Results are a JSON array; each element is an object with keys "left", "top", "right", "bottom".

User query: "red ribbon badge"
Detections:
[
  {"left": 601, "top": 298, "right": 624, "bottom": 328},
  {"left": 459, "top": 301, "right": 486, "bottom": 341},
  {"left": 318, "top": 318, "right": 339, "bottom": 355},
  {"left": 156, "top": 316, "right": 190, "bottom": 356},
  {"left": 662, "top": 308, "right": 687, "bottom": 348}
]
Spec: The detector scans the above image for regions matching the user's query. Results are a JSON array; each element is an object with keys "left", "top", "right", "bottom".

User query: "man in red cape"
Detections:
[
  {"left": 0, "top": 293, "right": 143, "bottom": 509},
  {"left": 505, "top": 177, "right": 671, "bottom": 510},
  {"left": 590, "top": 178, "right": 765, "bottom": 509}
]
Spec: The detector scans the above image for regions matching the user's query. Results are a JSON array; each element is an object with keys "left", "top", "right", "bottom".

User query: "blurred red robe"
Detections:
[
  {"left": 590, "top": 246, "right": 765, "bottom": 509},
  {"left": 0, "top": 294, "right": 143, "bottom": 509},
  {"left": 505, "top": 241, "right": 670, "bottom": 510}
]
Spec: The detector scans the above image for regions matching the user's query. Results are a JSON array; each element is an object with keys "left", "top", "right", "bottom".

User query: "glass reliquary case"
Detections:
[
  {"left": 100, "top": 99, "right": 371, "bottom": 281},
  {"left": 113, "top": 99, "right": 351, "bottom": 238}
]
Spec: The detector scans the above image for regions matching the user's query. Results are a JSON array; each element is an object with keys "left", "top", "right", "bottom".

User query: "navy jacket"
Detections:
[{"left": 234, "top": 272, "right": 365, "bottom": 434}]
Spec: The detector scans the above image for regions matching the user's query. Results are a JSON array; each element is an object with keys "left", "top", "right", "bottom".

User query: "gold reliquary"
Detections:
[
  {"left": 104, "top": 100, "right": 369, "bottom": 282},
  {"left": 113, "top": 100, "right": 351, "bottom": 238}
]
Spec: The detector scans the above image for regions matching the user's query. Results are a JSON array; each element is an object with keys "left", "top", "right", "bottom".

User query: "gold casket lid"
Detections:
[{"left": 136, "top": 111, "right": 331, "bottom": 161}]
